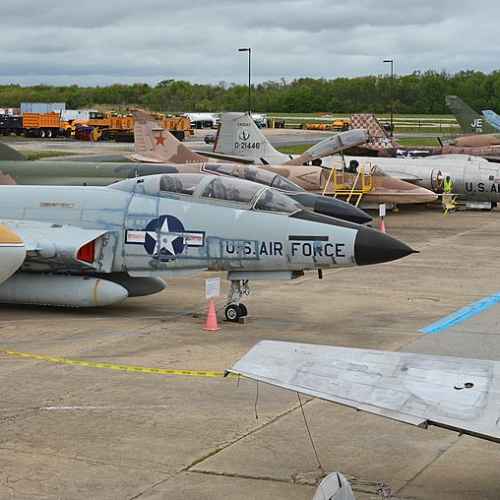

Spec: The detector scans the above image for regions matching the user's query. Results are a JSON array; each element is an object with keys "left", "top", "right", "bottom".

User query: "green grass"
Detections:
[
  {"left": 268, "top": 112, "right": 455, "bottom": 120},
  {"left": 398, "top": 137, "right": 441, "bottom": 147},
  {"left": 277, "top": 144, "right": 311, "bottom": 155},
  {"left": 23, "top": 150, "right": 79, "bottom": 161}
]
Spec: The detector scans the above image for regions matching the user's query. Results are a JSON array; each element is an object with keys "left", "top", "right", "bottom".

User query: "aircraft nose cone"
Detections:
[
  {"left": 290, "top": 193, "right": 372, "bottom": 224},
  {"left": 354, "top": 226, "right": 416, "bottom": 265},
  {"left": 314, "top": 197, "right": 372, "bottom": 224}
]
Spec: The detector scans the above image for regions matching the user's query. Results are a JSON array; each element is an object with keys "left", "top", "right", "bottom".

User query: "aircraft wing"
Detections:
[
  {"left": 228, "top": 340, "right": 500, "bottom": 443},
  {"left": 0, "top": 220, "right": 117, "bottom": 273},
  {"left": 192, "top": 150, "right": 257, "bottom": 164}
]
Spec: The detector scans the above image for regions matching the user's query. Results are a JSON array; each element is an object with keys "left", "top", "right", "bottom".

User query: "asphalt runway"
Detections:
[
  {"left": 1, "top": 208, "right": 500, "bottom": 499},
  {"left": 4, "top": 128, "right": 334, "bottom": 156}
]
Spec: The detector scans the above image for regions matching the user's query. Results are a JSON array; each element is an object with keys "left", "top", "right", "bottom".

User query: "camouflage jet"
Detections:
[
  {"left": 132, "top": 111, "right": 437, "bottom": 207},
  {"left": 446, "top": 95, "right": 499, "bottom": 137},
  {"left": 0, "top": 173, "right": 415, "bottom": 320},
  {"left": 344, "top": 112, "right": 500, "bottom": 157},
  {"left": 131, "top": 109, "right": 368, "bottom": 166},
  {"left": 443, "top": 96, "right": 500, "bottom": 153},
  {"left": 0, "top": 145, "right": 372, "bottom": 225}
]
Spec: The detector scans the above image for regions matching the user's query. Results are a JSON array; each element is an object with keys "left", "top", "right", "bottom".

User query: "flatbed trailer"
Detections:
[{"left": 0, "top": 112, "right": 68, "bottom": 138}]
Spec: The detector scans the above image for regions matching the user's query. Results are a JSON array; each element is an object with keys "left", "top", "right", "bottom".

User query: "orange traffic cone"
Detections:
[
  {"left": 203, "top": 299, "right": 220, "bottom": 332},
  {"left": 379, "top": 217, "right": 386, "bottom": 233}
]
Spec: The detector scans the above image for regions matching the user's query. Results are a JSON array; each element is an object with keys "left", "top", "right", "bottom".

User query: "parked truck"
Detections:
[{"left": 74, "top": 111, "right": 193, "bottom": 142}]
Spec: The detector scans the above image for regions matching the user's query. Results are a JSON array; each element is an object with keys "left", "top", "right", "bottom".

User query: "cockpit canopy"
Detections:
[
  {"left": 201, "top": 163, "right": 303, "bottom": 193},
  {"left": 111, "top": 173, "right": 303, "bottom": 214}
]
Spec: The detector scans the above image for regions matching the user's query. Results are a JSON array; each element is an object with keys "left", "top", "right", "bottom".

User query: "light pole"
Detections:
[
  {"left": 238, "top": 47, "right": 252, "bottom": 115},
  {"left": 383, "top": 59, "right": 394, "bottom": 137}
]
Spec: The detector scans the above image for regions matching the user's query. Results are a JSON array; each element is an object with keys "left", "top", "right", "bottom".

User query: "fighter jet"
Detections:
[
  {"left": 229, "top": 340, "right": 500, "bottom": 443},
  {"left": 316, "top": 114, "right": 500, "bottom": 206},
  {"left": 0, "top": 147, "right": 372, "bottom": 225},
  {"left": 129, "top": 111, "right": 437, "bottom": 207},
  {"left": 333, "top": 154, "right": 500, "bottom": 207},
  {"left": 346, "top": 111, "right": 500, "bottom": 157},
  {"left": 445, "top": 95, "right": 499, "bottom": 137},
  {"left": 481, "top": 109, "right": 500, "bottom": 132},
  {"left": 212, "top": 111, "right": 361, "bottom": 166},
  {"left": 132, "top": 109, "right": 369, "bottom": 166},
  {"left": 0, "top": 173, "right": 415, "bottom": 319}
]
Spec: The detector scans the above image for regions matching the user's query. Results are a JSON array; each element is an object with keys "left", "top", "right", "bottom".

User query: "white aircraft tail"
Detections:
[
  {"left": 131, "top": 109, "right": 206, "bottom": 164},
  {"left": 215, "top": 112, "right": 288, "bottom": 164}
]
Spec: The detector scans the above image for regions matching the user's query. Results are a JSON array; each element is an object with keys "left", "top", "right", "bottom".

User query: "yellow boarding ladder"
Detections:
[{"left": 321, "top": 166, "right": 374, "bottom": 207}]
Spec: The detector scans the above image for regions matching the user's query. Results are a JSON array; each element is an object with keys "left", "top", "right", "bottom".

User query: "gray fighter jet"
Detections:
[
  {"left": 0, "top": 174, "right": 414, "bottom": 320},
  {"left": 229, "top": 340, "right": 500, "bottom": 442},
  {"left": 0, "top": 146, "right": 372, "bottom": 225},
  {"left": 217, "top": 112, "right": 500, "bottom": 207}
]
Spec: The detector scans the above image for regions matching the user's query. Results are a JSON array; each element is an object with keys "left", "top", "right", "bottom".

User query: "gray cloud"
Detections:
[{"left": 0, "top": 0, "right": 498, "bottom": 85}]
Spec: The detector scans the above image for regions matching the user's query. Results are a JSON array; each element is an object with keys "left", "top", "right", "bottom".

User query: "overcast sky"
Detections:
[{"left": 1, "top": 0, "right": 498, "bottom": 86}]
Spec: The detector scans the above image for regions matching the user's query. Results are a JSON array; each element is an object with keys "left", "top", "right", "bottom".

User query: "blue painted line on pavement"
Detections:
[{"left": 419, "top": 292, "right": 500, "bottom": 334}]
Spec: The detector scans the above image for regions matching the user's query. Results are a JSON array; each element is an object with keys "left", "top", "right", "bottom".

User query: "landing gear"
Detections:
[{"left": 224, "top": 280, "right": 250, "bottom": 322}]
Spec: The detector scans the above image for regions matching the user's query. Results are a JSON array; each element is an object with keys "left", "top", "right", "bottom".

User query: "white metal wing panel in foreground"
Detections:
[{"left": 228, "top": 340, "right": 500, "bottom": 442}]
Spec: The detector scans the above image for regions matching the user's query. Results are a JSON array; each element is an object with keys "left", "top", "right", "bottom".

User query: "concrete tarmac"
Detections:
[{"left": 1, "top": 207, "right": 500, "bottom": 499}]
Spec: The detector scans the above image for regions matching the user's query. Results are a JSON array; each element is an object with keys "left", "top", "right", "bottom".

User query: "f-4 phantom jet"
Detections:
[{"left": 0, "top": 174, "right": 415, "bottom": 320}]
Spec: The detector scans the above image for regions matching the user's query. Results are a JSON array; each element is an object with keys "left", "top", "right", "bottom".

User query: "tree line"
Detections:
[{"left": 0, "top": 70, "right": 499, "bottom": 114}]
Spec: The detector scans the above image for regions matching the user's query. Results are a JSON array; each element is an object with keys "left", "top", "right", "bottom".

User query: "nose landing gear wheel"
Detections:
[
  {"left": 225, "top": 279, "right": 250, "bottom": 322},
  {"left": 225, "top": 304, "right": 240, "bottom": 322}
]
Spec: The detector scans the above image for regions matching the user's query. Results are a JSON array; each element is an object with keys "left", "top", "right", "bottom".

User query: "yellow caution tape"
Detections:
[{"left": 0, "top": 349, "right": 232, "bottom": 379}]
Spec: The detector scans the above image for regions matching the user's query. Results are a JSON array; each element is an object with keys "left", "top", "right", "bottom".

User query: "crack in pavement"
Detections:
[{"left": 126, "top": 399, "right": 315, "bottom": 499}]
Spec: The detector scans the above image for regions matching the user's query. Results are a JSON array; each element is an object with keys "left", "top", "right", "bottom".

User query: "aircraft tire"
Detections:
[
  {"left": 238, "top": 304, "right": 248, "bottom": 317},
  {"left": 225, "top": 304, "right": 240, "bottom": 322}
]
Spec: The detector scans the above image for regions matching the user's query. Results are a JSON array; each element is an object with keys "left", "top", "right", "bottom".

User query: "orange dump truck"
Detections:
[{"left": 22, "top": 112, "right": 65, "bottom": 138}]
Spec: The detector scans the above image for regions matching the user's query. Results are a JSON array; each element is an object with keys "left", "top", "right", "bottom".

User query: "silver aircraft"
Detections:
[
  {"left": 0, "top": 174, "right": 414, "bottom": 320},
  {"left": 341, "top": 154, "right": 500, "bottom": 206},
  {"left": 214, "top": 113, "right": 500, "bottom": 207}
]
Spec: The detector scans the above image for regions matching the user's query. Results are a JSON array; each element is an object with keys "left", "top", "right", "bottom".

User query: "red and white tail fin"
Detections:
[
  {"left": 131, "top": 109, "right": 206, "bottom": 164},
  {"left": 350, "top": 114, "right": 399, "bottom": 151}
]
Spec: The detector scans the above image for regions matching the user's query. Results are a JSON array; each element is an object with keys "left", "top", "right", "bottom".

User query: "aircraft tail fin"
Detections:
[
  {"left": 215, "top": 112, "right": 288, "bottom": 164},
  {"left": 481, "top": 110, "right": 500, "bottom": 132},
  {"left": 285, "top": 129, "right": 369, "bottom": 165},
  {"left": 131, "top": 109, "right": 206, "bottom": 164},
  {"left": 350, "top": 114, "right": 399, "bottom": 151},
  {"left": 0, "top": 143, "right": 26, "bottom": 161},
  {"left": 445, "top": 95, "right": 496, "bottom": 134}
]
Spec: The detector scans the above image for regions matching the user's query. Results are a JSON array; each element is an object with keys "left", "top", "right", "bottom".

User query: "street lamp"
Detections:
[
  {"left": 238, "top": 47, "right": 252, "bottom": 115},
  {"left": 383, "top": 59, "right": 394, "bottom": 137}
]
